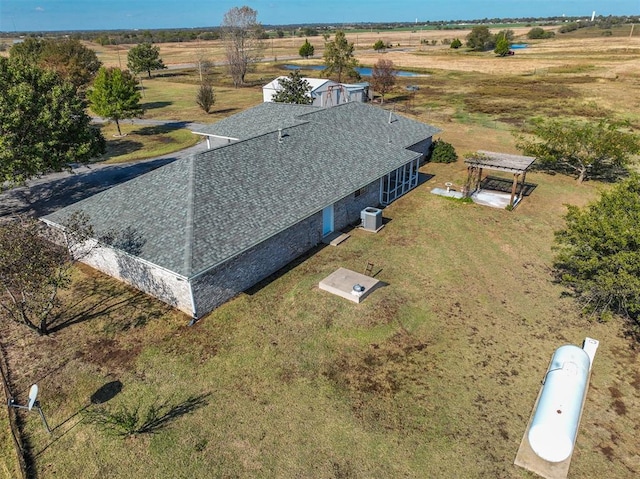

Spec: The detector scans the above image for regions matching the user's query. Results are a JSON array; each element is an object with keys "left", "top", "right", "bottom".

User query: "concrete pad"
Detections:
[
  {"left": 431, "top": 187, "right": 464, "bottom": 199},
  {"left": 472, "top": 190, "right": 515, "bottom": 209},
  {"left": 514, "top": 385, "right": 573, "bottom": 479},
  {"left": 319, "top": 267, "right": 381, "bottom": 303},
  {"left": 514, "top": 350, "right": 595, "bottom": 479}
]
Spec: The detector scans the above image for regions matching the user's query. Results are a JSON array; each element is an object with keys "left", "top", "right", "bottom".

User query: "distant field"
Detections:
[{"left": 1, "top": 25, "right": 639, "bottom": 478}]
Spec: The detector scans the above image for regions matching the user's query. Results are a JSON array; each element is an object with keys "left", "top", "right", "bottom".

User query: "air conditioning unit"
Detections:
[{"left": 361, "top": 207, "right": 382, "bottom": 232}]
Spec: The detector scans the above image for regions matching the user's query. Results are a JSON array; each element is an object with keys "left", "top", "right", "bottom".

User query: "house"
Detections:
[
  {"left": 43, "top": 102, "right": 440, "bottom": 319},
  {"left": 262, "top": 76, "right": 369, "bottom": 107}
]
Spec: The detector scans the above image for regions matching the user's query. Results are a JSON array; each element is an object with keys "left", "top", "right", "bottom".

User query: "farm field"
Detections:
[{"left": 1, "top": 25, "right": 639, "bottom": 478}]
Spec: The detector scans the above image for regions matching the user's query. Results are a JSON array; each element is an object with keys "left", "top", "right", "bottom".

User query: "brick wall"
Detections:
[
  {"left": 82, "top": 243, "right": 194, "bottom": 316},
  {"left": 190, "top": 178, "right": 381, "bottom": 318},
  {"left": 408, "top": 138, "right": 433, "bottom": 164}
]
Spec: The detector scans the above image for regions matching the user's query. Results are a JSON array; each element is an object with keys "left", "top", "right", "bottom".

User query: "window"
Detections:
[{"left": 380, "top": 158, "right": 419, "bottom": 205}]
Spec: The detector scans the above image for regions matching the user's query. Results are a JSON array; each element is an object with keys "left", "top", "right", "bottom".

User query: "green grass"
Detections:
[
  {"left": 94, "top": 122, "right": 199, "bottom": 164},
  {"left": 2, "top": 165, "right": 638, "bottom": 478},
  {"left": 1, "top": 33, "right": 640, "bottom": 478}
]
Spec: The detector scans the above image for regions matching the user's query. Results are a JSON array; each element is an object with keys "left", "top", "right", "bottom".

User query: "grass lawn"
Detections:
[
  {"left": 94, "top": 122, "right": 199, "bottom": 164},
  {"left": 2, "top": 164, "right": 639, "bottom": 478},
  {"left": 1, "top": 27, "right": 639, "bottom": 478}
]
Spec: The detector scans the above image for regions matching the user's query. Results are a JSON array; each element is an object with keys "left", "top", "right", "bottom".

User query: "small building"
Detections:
[
  {"left": 44, "top": 102, "right": 440, "bottom": 319},
  {"left": 262, "top": 76, "right": 368, "bottom": 107}
]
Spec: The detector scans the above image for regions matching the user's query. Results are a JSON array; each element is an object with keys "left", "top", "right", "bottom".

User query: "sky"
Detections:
[{"left": 1, "top": 0, "right": 638, "bottom": 32}]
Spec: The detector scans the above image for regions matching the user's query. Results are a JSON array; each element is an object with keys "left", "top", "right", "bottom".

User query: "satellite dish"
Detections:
[{"left": 28, "top": 384, "right": 39, "bottom": 411}]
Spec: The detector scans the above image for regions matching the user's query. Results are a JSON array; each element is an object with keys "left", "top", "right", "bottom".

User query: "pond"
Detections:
[{"left": 283, "top": 64, "right": 425, "bottom": 77}]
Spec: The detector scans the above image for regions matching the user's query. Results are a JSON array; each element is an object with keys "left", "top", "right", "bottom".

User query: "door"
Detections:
[{"left": 322, "top": 205, "right": 334, "bottom": 237}]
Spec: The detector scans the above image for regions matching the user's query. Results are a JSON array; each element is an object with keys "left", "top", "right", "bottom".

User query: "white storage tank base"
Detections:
[
  {"left": 527, "top": 345, "right": 591, "bottom": 463},
  {"left": 514, "top": 338, "right": 599, "bottom": 479}
]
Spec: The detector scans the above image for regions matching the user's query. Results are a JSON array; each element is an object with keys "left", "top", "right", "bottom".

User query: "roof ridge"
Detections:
[{"left": 182, "top": 155, "right": 196, "bottom": 274}]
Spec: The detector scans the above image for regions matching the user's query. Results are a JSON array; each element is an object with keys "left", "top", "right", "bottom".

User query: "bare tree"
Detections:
[
  {"left": 371, "top": 58, "right": 397, "bottom": 104},
  {"left": 221, "top": 6, "right": 264, "bottom": 87},
  {"left": 195, "top": 43, "right": 212, "bottom": 83},
  {"left": 0, "top": 212, "right": 94, "bottom": 335}
]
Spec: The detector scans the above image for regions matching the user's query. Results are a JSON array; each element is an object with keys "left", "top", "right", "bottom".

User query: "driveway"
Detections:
[{"left": 0, "top": 119, "right": 225, "bottom": 218}]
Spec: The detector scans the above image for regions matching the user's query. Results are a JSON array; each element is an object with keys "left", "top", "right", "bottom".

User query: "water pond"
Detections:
[{"left": 283, "top": 64, "right": 425, "bottom": 77}]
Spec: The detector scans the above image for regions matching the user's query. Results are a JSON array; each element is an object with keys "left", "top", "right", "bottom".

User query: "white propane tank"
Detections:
[{"left": 527, "top": 345, "right": 591, "bottom": 463}]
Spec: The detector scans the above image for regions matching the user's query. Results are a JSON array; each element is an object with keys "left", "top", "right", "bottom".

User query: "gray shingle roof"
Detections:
[
  {"left": 45, "top": 103, "right": 438, "bottom": 278},
  {"left": 299, "top": 102, "right": 441, "bottom": 149},
  {"left": 191, "top": 102, "right": 321, "bottom": 140}
]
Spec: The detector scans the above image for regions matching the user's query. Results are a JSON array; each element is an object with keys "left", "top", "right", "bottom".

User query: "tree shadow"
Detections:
[
  {"left": 115, "top": 249, "right": 179, "bottom": 310},
  {"left": 154, "top": 71, "right": 189, "bottom": 79},
  {"left": 132, "top": 122, "right": 191, "bottom": 135},
  {"left": 0, "top": 157, "right": 177, "bottom": 218},
  {"left": 479, "top": 175, "right": 538, "bottom": 196},
  {"left": 101, "top": 139, "right": 144, "bottom": 157},
  {"left": 213, "top": 107, "right": 239, "bottom": 116},
  {"left": 141, "top": 101, "right": 172, "bottom": 110},
  {"left": 135, "top": 393, "right": 210, "bottom": 434},
  {"left": 85, "top": 392, "right": 211, "bottom": 436},
  {"left": 48, "top": 288, "right": 153, "bottom": 334},
  {"left": 36, "top": 380, "right": 124, "bottom": 457}
]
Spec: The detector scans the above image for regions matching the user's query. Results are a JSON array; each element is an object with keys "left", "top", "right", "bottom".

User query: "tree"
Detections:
[
  {"left": 554, "top": 175, "right": 640, "bottom": 322},
  {"left": 373, "top": 39, "right": 386, "bottom": 52},
  {"left": 195, "top": 46, "right": 213, "bottom": 83},
  {"left": 299, "top": 39, "right": 315, "bottom": 58},
  {"left": 88, "top": 67, "right": 143, "bottom": 136},
  {"left": 516, "top": 118, "right": 640, "bottom": 183},
  {"left": 450, "top": 38, "right": 463, "bottom": 49},
  {"left": 271, "top": 70, "right": 313, "bottom": 105},
  {"left": 0, "top": 57, "right": 105, "bottom": 187},
  {"left": 428, "top": 139, "right": 458, "bottom": 163},
  {"left": 221, "top": 6, "right": 264, "bottom": 87},
  {"left": 126, "top": 43, "right": 166, "bottom": 78},
  {"left": 8, "top": 37, "right": 44, "bottom": 64},
  {"left": 528, "top": 27, "right": 555, "bottom": 39},
  {"left": 10, "top": 37, "right": 102, "bottom": 90},
  {"left": 466, "top": 26, "right": 495, "bottom": 51},
  {"left": 0, "top": 212, "right": 94, "bottom": 335},
  {"left": 494, "top": 35, "right": 510, "bottom": 56},
  {"left": 196, "top": 82, "right": 215, "bottom": 113},
  {"left": 370, "top": 58, "right": 396, "bottom": 104},
  {"left": 323, "top": 31, "right": 360, "bottom": 83}
]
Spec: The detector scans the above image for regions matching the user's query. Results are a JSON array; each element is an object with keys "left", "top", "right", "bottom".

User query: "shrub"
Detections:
[
  {"left": 373, "top": 39, "right": 386, "bottom": 51},
  {"left": 196, "top": 82, "right": 215, "bottom": 113},
  {"left": 428, "top": 140, "right": 458, "bottom": 163},
  {"left": 450, "top": 38, "right": 462, "bottom": 49},
  {"left": 527, "top": 27, "right": 555, "bottom": 39},
  {"left": 554, "top": 175, "right": 640, "bottom": 322}
]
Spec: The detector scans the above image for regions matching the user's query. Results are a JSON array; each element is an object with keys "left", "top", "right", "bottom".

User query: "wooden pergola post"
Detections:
[
  {"left": 463, "top": 150, "right": 537, "bottom": 210},
  {"left": 509, "top": 173, "right": 520, "bottom": 207}
]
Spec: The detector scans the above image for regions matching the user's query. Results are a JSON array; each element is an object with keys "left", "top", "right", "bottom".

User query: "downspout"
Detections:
[{"left": 188, "top": 281, "right": 198, "bottom": 326}]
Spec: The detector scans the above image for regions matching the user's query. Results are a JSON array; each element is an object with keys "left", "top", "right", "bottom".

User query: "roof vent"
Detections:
[{"left": 278, "top": 128, "right": 283, "bottom": 143}]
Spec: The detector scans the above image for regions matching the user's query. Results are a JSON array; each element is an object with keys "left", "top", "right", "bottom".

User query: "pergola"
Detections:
[{"left": 464, "top": 151, "right": 536, "bottom": 208}]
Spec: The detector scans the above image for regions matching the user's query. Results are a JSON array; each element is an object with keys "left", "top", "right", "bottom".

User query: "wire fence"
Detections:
[{"left": 0, "top": 340, "right": 29, "bottom": 479}]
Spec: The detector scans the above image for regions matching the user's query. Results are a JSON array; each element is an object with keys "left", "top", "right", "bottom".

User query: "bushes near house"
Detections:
[{"left": 428, "top": 139, "right": 458, "bottom": 163}]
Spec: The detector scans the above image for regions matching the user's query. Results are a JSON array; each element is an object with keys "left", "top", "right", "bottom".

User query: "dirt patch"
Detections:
[
  {"left": 609, "top": 386, "right": 623, "bottom": 398},
  {"left": 612, "top": 398, "right": 627, "bottom": 416},
  {"left": 80, "top": 338, "right": 141, "bottom": 372},
  {"left": 599, "top": 444, "right": 616, "bottom": 461}
]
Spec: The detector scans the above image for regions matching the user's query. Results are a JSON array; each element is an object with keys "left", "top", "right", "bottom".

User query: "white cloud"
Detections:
[{"left": 35, "top": 6, "right": 44, "bottom": 12}]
